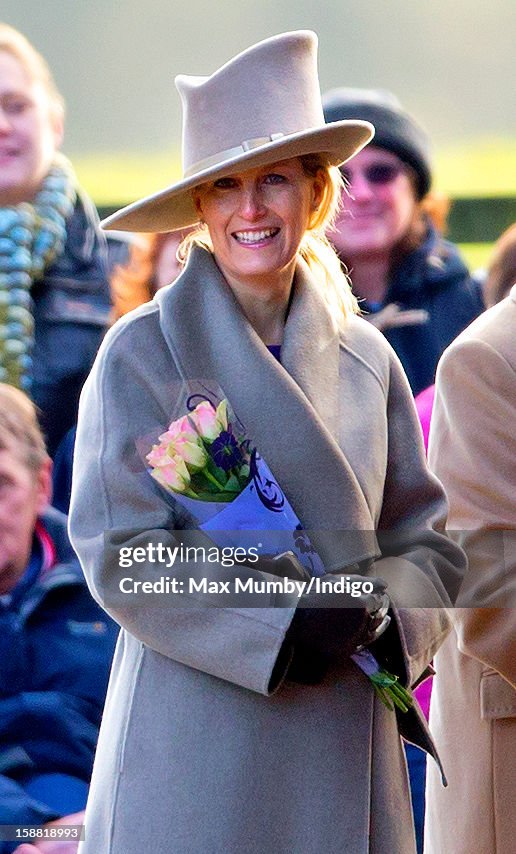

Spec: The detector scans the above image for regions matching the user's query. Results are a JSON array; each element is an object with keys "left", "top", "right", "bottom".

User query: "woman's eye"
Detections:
[
  {"left": 213, "top": 177, "right": 238, "bottom": 190},
  {"left": 263, "top": 173, "right": 287, "bottom": 185},
  {"left": 5, "top": 98, "right": 30, "bottom": 115}
]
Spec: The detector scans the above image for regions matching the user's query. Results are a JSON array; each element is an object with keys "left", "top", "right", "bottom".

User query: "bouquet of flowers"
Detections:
[
  {"left": 147, "top": 397, "right": 325, "bottom": 576},
  {"left": 147, "top": 397, "right": 413, "bottom": 712}
]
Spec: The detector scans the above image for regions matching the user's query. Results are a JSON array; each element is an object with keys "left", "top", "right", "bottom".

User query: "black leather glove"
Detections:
[
  {"left": 243, "top": 553, "right": 391, "bottom": 685},
  {"left": 246, "top": 552, "right": 390, "bottom": 656},
  {"left": 288, "top": 573, "right": 390, "bottom": 660}
]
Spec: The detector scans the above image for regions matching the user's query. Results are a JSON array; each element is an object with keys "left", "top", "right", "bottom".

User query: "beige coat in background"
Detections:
[{"left": 425, "top": 285, "right": 516, "bottom": 854}]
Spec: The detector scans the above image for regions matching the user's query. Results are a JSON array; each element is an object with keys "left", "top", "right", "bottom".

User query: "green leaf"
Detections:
[
  {"left": 224, "top": 473, "right": 241, "bottom": 493},
  {"left": 192, "top": 491, "right": 235, "bottom": 503},
  {"left": 205, "top": 458, "right": 228, "bottom": 485},
  {"left": 369, "top": 668, "right": 413, "bottom": 713}
]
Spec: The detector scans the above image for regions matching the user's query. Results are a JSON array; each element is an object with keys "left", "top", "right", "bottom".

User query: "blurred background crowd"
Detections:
[{"left": 0, "top": 3, "right": 514, "bottom": 853}]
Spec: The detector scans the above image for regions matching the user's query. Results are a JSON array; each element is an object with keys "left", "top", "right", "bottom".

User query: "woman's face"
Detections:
[
  {"left": 193, "top": 157, "right": 323, "bottom": 292},
  {"left": 330, "top": 146, "right": 418, "bottom": 261},
  {"left": 0, "top": 50, "right": 63, "bottom": 206}
]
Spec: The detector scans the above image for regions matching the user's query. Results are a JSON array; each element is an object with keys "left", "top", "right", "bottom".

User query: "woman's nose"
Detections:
[
  {"left": 0, "top": 108, "right": 12, "bottom": 133},
  {"left": 238, "top": 184, "right": 266, "bottom": 219},
  {"left": 347, "top": 172, "right": 375, "bottom": 202}
]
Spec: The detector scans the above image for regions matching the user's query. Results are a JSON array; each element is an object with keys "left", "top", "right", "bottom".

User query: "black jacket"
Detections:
[
  {"left": 31, "top": 190, "right": 112, "bottom": 455},
  {"left": 361, "top": 225, "right": 484, "bottom": 395}
]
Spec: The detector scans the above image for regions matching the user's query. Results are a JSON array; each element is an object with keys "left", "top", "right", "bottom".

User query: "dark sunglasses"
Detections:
[{"left": 339, "top": 162, "right": 405, "bottom": 186}]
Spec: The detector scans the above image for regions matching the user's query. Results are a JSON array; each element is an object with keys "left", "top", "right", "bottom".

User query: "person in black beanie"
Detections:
[{"left": 323, "top": 88, "right": 484, "bottom": 396}]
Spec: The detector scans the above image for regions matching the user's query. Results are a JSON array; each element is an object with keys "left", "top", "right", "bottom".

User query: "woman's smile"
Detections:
[
  {"left": 232, "top": 227, "right": 281, "bottom": 246},
  {"left": 193, "top": 157, "right": 323, "bottom": 294}
]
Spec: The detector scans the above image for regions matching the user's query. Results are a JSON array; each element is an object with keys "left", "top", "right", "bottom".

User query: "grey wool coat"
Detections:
[{"left": 69, "top": 247, "right": 464, "bottom": 854}]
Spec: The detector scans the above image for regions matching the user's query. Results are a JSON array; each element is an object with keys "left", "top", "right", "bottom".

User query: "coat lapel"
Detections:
[{"left": 157, "top": 247, "right": 378, "bottom": 569}]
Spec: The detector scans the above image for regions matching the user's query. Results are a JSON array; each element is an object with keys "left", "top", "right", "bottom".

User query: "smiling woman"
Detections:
[
  {"left": 322, "top": 88, "right": 485, "bottom": 395},
  {"left": 193, "top": 161, "right": 321, "bottom": 290},
  {"left": 188, "top": 157, "right": 333, "bottom": 342},
  {"left": 69, "top": 30, "right": 465, "bottom": 854},
  {"left": 0, "top": 23, "right": 111, "bottom": 455},
  {"left": 178, "top": 151, "right": 354, "bottom": 331},
  {"left": 0, "top": 50, "right": 63, "bottom": 205}
]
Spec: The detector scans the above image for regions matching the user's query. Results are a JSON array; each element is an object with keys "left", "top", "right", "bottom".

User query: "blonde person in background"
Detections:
[{"left": 0, "top": 24, "right": 112, "bottom": 456}]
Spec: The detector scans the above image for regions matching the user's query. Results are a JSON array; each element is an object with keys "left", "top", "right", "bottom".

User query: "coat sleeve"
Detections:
[
  {"left": 69, "top": 319, "right": 296, "bottom": 697},
  {"left": 429, "top": 336, "right": 516, "bottom": 687},
  {"left": 370, "top": 350, "right": 465, "bottom": 687}
]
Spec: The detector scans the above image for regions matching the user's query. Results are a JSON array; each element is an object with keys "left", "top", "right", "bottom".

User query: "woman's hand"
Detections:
[
  {"left": 366, "top": 303, "right": 429, "bottom": 331},
  {"left": 289, "top": 574, "right": 389, "bottom": 659}
]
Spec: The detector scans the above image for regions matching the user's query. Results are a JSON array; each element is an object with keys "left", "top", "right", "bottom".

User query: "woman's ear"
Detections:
[
  {"left": 192, "top": 191, "right": 203, "bottom": 219},
  {"left": 51, "top": 108, "right": 65, "bottom": 150},
  {"left": 310, "top": 170, "right": 325, "bottom": 212}
]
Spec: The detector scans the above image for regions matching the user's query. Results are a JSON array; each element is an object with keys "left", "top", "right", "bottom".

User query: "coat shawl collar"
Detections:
[{"left": 157, "top": 247, "right": 379, "bottom": 570}]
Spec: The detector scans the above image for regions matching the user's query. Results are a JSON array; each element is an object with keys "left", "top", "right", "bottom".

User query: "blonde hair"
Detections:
[
  {"left": 0, "top": 383, "right": 48, "bottom": 471},
  {"left": 0, "top": 23, "right": 65, "bottom": 123},
  {"left": 179, "top": 154, "right": 359, "bottom": 323}
]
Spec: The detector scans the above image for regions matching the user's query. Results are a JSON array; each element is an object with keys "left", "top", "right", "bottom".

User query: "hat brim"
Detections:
[{"left": 101, "top": 120, "right": 374, "bottom": 233}]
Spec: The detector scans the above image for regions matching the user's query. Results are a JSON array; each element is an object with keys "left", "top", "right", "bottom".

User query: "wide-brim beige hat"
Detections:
[{"left": 102, "top": 31, "right": 374, "bottom": 233}]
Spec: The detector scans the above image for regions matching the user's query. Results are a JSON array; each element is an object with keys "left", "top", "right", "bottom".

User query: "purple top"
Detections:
[{"left": 267, "top": 345, "right": 281, "bottom": 362}]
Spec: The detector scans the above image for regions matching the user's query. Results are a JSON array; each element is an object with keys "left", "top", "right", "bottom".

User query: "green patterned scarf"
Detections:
[{"left": 0, "top": 155, "right": 76, "bottom": 391}]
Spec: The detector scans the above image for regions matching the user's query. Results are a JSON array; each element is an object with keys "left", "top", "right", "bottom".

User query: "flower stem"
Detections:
[{"left": 203, "top": 469, "right": 226, "bottom": 492}]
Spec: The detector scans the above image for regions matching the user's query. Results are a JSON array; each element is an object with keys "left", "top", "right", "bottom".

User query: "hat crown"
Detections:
[
  {"left": 176, "top": 31, "right": 325, "bottom": 176},
  {"left": 101, "top": 30, "right": 375, "bottom": 233}
]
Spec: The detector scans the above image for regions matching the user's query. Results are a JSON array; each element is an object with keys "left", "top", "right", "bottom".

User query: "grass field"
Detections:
[
  {"left": 70, "top": 138, "right": 516, "bottom": 205},
  {"left": 433, "top": 139, "right": 516, "bottom": 198},
  {"left": 70, "top": 139, "right": 514, "bottom": 273},
  {"left": 458, "top": 242, "right": 494, "bottom": 271}
]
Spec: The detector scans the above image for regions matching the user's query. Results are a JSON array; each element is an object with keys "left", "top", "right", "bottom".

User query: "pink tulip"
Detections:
[
  {"left": 159, "top": 414, "right": 198, "bottom": 444},
  {"left": 173, "top": 436, "right": 208, "bottom": 471},
  {"left": 146, "top": 443, "right": 171, "bottom": 468},
  {"left": 150, "top": 456, "right": 191, "bottom": 493},
  {"left": 190, "top": 400, "right": 227, "bottom": 441}
]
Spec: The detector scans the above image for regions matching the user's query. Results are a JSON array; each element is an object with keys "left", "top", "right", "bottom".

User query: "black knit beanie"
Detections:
[{"left": 322, "top": 88, "right": 432, "bottom": 199}]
